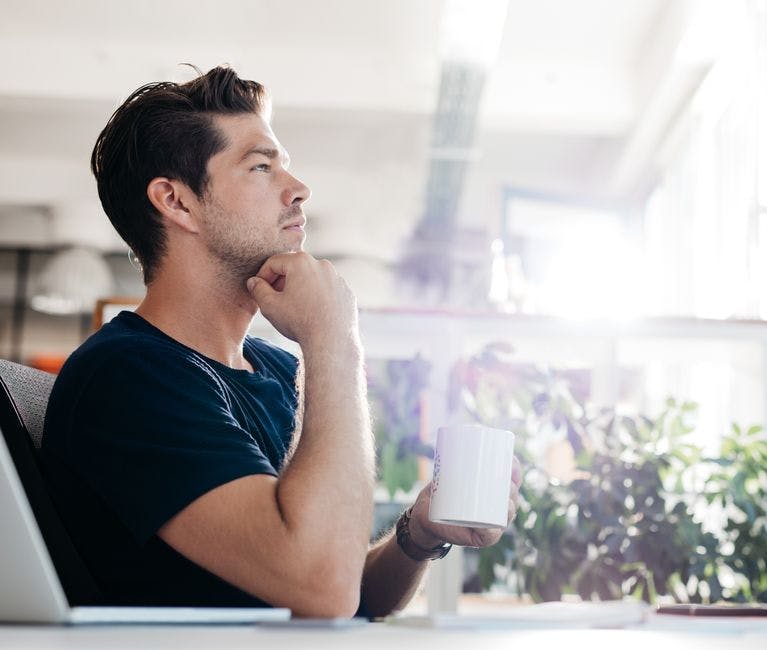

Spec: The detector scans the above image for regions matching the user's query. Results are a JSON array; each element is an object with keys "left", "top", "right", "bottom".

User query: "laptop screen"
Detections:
[{"left": 0, "top": 427, "right": 69, "bottom": 623}]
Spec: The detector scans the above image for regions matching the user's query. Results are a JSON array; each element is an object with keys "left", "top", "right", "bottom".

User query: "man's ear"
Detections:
[{"left": 146, "top": 177, "right": 200, "bottom": 234}]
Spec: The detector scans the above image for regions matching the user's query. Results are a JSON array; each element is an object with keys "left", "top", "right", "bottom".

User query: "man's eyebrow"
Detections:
[{"left": 239, "top": 147, "right": 290, "bottom": 166}]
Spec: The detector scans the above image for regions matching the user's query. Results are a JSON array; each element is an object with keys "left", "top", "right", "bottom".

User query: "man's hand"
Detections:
[
  {"left": 407, "top": 456, "right": 523, "bottom": 550},
  {"left": 247, "top": 252, "right": 358, "bottom": 350}
]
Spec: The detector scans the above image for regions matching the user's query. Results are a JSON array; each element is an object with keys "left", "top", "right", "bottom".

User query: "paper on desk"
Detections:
[
  {"left": 645, "top": 612, "right": 767, "bottom": 635},
  {"left": 387, "top": 600, "right": 651, "bottom": 630}
]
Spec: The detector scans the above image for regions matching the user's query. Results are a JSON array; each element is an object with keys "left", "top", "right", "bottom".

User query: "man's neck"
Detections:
[{"left": 135, "top": 268, "right": 258, "bottom": 371}]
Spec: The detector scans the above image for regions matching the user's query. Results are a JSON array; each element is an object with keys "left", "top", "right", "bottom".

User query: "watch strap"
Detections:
[{"left": 395, "top": 507, "right": 452, "bottom": 561}]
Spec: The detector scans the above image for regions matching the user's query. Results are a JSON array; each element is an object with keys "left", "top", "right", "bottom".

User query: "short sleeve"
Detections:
[{"left": 68, "top": 344, "right": 277, "bottom": 544}]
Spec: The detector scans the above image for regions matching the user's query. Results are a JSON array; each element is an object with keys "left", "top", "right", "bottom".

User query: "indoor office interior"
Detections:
[{"left": 1, "top": 0, "right": 766, "bottom": 621}]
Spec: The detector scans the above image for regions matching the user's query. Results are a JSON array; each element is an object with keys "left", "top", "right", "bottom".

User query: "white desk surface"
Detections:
[{"left": 1, "top": 623, "right": 766, "bottom": 650}]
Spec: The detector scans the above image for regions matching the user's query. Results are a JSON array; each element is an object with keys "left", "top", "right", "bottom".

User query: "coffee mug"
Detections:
[{"left": 428, "top": 424, "right": 515, "bottom": 528}]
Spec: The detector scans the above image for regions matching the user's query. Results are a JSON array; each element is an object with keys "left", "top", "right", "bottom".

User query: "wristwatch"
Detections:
[{"left": 395, "top": 507, "right": 452, "bottom": 561}]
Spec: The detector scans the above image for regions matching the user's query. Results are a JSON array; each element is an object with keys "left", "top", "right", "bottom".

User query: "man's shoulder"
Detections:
[
  {"left": 54, "top": 312, "right": 229, "bottom": 404},
  {"left": 43, "top": 313, "right": 230, "bottom": 442},
  {"left": 60, "top": 312, "right": 181, "bottom": 378}
]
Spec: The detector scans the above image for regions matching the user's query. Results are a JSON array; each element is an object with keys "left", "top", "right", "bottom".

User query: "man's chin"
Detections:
[
  {"left": 279, "top": 240, "right": 304, "bottom": 255},
  {"left": 247, "top": 243, "right": 304, "bottom": 276}
]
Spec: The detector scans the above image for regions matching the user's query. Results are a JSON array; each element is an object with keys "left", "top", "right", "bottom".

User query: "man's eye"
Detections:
[{"left": 251, "top": 164, "right": 271, "bottom": 172}]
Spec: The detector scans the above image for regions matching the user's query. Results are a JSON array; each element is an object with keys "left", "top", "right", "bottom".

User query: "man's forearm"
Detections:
[
  {"left": 361, "top": 530, "right": 430, "bottom": 617},
  {"left": 275, "top": 337, "right": 376, "bottom": 600}
]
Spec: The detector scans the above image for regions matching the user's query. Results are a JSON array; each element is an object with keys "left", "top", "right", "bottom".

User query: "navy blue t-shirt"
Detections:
[{"left": 40, "top": 311, "right": 299, "bottom": 606}]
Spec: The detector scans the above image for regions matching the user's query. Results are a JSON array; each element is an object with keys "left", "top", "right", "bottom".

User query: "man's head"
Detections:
[{"left": 92, "top": 66, "right": 307, "bottom": 285}]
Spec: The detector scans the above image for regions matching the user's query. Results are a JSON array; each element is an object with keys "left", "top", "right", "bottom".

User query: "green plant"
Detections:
[
  {"left": 703, "top": 423, "right": 767, "bottom": 601},
  {"left": 367, "top": 356, "right": 433, "bottom": 500},
  {"left": 498, "top": 400, "right": 719, "bottom": 603},
  {"left": 453, "top": 342, "right": 766, "bottom": 604},
  {"left": 562, "top": 401, "right": 719, "bottom": 603}
]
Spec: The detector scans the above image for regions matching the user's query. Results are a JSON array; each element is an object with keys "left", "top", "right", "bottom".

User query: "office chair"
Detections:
[{"left": 0, "top": 359, "right": 101, "bottom": 604}]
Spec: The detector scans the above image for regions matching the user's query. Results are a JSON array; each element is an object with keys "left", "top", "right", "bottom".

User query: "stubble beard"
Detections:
[{"left": 200, "top": 195, "right": 304, "bottom": 283}]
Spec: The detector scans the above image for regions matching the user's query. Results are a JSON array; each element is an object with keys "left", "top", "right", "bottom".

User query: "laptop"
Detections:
[{"left": 0, "top": 427, "right": 290, "bottom": 625}]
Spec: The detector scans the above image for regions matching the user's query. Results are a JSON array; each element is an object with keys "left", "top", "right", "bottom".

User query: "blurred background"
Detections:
[
  {"left": 2, "top": 0, "right": 767, "bottom": 606},
  {"left": 2, "top": 0, "right": 767, "bottom": 438}
]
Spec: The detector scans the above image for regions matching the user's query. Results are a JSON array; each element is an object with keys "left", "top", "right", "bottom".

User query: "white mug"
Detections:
[{"left": 428, "top": 424, "right": 515, "bottom": 528}]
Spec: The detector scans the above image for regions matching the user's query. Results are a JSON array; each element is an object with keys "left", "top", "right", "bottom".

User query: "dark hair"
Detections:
[{"left": 91, "top": 65, "right": 270, "bottom": 284}]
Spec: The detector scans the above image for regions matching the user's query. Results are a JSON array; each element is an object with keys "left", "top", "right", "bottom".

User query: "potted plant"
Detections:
[{"left": 451, "top": 342, "right": 767, "bottom": 604}]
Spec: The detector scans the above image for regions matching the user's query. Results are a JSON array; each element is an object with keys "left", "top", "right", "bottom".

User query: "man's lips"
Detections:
[{"left": 282, "top": 218, "right": 306, "bottom": 231}]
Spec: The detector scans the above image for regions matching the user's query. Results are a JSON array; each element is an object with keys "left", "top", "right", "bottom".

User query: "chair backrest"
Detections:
[
  {"left": 0, "top": 359, "right": 101, "bottom": 604},
  {"left": 0, "top": 360, "right": 55, "bottom": 449}
]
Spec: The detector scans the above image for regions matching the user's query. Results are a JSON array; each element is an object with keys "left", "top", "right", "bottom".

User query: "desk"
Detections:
[{"left": 1, "top": 623, "right": 766, "bottom": 650}]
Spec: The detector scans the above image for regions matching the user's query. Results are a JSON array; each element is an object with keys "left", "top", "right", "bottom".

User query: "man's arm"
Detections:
[
  {"left": 361, "top": 460, "right": 522, "bottom": 617},
  {"left": 158, "top": 253, "right": 375, "bottom": 618},
  {"left": 360, "top": 529, "right": 429, "bottom": 617}
]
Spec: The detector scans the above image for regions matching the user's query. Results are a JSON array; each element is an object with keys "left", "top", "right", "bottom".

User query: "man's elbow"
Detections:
[
  {"left": 294, "top": 556, "right": 362, "bottom": 618},
  {"left": 291, "top": 581, "right": 360, "bottom": 619}
]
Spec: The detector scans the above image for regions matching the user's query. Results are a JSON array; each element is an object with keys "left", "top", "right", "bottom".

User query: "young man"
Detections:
[{"left": 41, "top": 66, "right": 521, "bottom": 618}]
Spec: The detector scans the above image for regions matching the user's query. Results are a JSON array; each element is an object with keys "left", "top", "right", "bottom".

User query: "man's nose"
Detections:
[{"left": 282, "top": 174, "right": 311, "bottom": 206}]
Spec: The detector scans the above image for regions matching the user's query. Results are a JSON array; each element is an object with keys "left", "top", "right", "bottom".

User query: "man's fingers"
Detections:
[
  {"left": 253, "top": 252, "right": 306, "bottom": 291},
  {"left": 247, "top": 276, "right": 277, "bottom": 304},
  {"left": 505, "top": 479, "right": 520, "bottom": 526},
  {"left": 511, "top": 455, "right": 522, "bottom": 487},
  {"left": 507, "top": 499, "right": 517, "bottom": 525},
  {"left": 256, "top": 264, "right": 285, "bottom": 286},
  {"left": 256, "top": 253, "right": 300, "bottom": 285}
]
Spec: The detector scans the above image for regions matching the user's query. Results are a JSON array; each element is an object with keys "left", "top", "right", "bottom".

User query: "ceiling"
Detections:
[{"left": 0, "top": 0, "right": 700, "bottom": 270}]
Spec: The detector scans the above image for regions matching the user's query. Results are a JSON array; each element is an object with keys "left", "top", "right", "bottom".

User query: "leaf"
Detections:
[
  {"left": 477, "top": 547, "right": 503, "bottom": 591},
  {"left": 379, "top": 442, "right": 418, "bottom": 500}
]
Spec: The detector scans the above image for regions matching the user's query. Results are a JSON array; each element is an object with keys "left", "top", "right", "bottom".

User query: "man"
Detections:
[{"left": 41, "top": 66, "right": 521, "bottom": 618}]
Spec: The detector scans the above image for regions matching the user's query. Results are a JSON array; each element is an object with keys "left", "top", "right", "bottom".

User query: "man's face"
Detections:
[{"left": 195, "top": 113, "right": 310, "bottom": 280}]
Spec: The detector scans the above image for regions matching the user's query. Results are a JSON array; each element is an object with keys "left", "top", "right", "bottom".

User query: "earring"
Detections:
[{"left": 128, "top": 249, "right": 143, "bottom": 274}]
